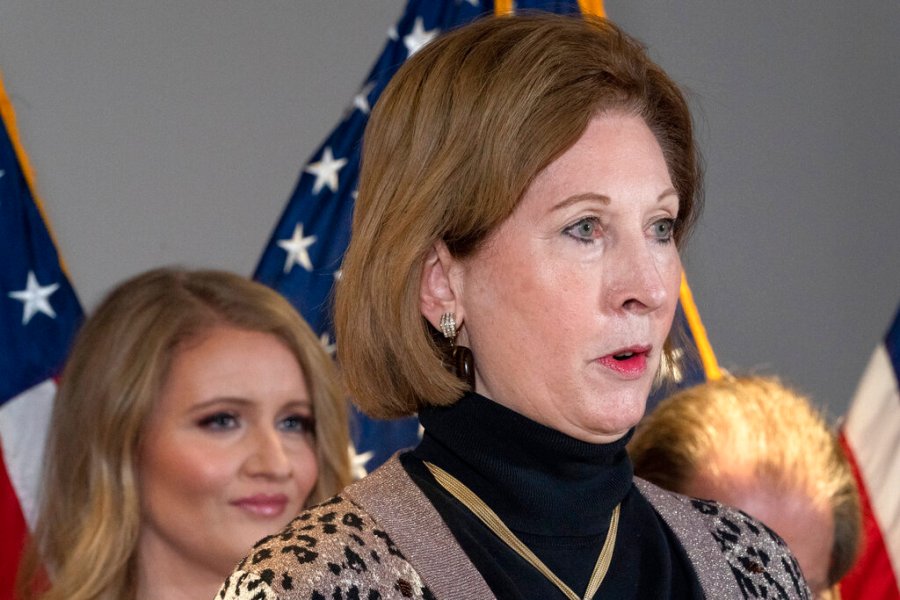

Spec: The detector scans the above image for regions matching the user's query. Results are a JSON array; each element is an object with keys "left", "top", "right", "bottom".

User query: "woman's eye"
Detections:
[
  {"left": 564, "top": 217, "right": 601, "bottom": 243},
  {"left": 197, "top": 412, "right": 239, "bottom": 430},
  {"left": 279, "top": 414, "right": 316, "bottom": 435},
  {"left": 651, "top": 218, "right": 676, "bottom": 243}
]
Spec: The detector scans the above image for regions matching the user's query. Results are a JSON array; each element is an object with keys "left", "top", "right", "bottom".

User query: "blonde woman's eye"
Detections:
[
  {"left": 197, "top": 412, "right": 239, "bottom": 430},
  {"left": 279, "top": 414, "right": 316, "bottom": 435}
]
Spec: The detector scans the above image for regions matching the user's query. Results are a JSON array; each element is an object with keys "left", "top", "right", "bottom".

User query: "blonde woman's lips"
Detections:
[{"left": 231, "top": 494, "right": 290, "bottom": 517}]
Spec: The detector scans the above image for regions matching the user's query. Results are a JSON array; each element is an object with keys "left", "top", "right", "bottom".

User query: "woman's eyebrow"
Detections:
[{"left": 551, "top": 192, "right": 610, "bottom": 212}]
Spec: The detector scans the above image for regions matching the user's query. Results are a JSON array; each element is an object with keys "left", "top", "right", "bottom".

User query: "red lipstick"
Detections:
[{"left": 597, "top": 346, "right": 650, "bottom": 379}]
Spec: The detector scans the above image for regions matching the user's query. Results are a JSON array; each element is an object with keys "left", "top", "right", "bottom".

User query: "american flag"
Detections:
[
  {"left": 0, "top": 75, "right": 83, "bottom": 599},
  {"left": 839, "top": 303, "right": 900, "bottom": 599},
  {"left": 253, "top": 0, "right": 717, "bottom": 477}
]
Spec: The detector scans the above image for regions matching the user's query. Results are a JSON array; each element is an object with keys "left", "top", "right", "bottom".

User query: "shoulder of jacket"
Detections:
[
  {"left": 215, "top": 495, "right": 437, "bottom": 600},
  {"left": 637, "top": 479, "right": 811, "bottom": 599}
]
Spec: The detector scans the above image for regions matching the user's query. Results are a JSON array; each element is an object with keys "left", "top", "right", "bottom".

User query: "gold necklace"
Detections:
[{"left": 424, "top": 461, "right": 620, "bottom": 600}]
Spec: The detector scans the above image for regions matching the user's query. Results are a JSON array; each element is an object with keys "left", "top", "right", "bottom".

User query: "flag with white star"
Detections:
[
  {"left": 0, "top": 76, "right": 82, "bottom": 597},
  {"left": 255, "top": 0, "right": 716, "bottom": 474}
]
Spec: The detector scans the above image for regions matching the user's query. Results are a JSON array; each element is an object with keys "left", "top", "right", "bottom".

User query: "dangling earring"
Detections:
[
  {"left": 440, "top": 311, "right": 475, "bottom": 389},
  {"left": 453, "top": 346, "right": 475, "bottom": 389}
]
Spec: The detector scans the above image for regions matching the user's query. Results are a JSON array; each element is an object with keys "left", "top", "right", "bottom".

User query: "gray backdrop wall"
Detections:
[{"left": 1, "top": 1, "right": 897, "bottom": 419}]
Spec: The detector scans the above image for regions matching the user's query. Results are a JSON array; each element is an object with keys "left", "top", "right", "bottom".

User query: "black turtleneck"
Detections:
[{"left": 402, "top": 392, "right": 703, "bottom": 599}]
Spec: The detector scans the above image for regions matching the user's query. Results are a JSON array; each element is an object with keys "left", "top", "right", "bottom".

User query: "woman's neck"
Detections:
[
  {"left": 414, "top": 392, "right": 634, "bottom": 536},
  {"left": 135, "top": 531, "right": 228, "bottom": 600}
]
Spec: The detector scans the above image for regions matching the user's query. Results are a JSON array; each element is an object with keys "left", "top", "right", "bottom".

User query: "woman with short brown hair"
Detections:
[{"left": 219, "top": 14, "right": 811, "bottom": 599}]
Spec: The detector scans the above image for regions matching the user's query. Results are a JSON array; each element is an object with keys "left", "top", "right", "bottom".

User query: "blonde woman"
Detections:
[{"left": 17, "top": 268, "right": 351, "bottom": 600}]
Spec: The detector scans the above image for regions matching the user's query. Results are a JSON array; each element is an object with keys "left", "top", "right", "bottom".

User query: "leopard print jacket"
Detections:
[{"left": 216, "top": 458, "right": 811, "bottom": 600}]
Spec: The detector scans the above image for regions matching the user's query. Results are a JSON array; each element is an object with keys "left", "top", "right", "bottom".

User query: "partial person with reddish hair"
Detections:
[{"left": 630, "top": 376, "right": 861, "bottom": 599}]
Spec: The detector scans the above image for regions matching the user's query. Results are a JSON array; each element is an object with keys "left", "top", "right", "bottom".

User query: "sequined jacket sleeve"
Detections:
[
  {"left": 634, "top": 478, "right": 811, "bottom": 599},
  {"left": 215, "top": 495, "right": 437, "bottom": 600}
]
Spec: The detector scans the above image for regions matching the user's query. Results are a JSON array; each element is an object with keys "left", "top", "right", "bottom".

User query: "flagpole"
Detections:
[
  {"left": 578, "top": 0, "right": 605, "bottom": 17},
  {"left": 0, "top": 72, "right": 71, "bottom": 275},
  {"left": 680, "top": 273, "right": 722, "bottom": 380},
  {"left": 496, "top": 0, "right": 606, "bottom": 17}
]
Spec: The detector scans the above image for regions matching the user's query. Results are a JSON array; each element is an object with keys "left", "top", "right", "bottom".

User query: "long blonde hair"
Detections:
[{"left": 17, "top": 268, "right": 351, "bottom": 600}]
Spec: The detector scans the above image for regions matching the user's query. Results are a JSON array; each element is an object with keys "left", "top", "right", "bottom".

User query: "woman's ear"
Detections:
[{"left": 420, "top": 240, "right": 464, "bottom": 331}]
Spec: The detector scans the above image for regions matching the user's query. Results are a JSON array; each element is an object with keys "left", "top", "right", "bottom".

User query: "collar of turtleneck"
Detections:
[{"left": 413, "top": 392, "right": 634, "bottom": 538}]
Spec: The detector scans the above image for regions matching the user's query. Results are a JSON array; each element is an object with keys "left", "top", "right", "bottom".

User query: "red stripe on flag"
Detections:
[
  {"left": 839, "top": 432, "right": 900, "bottom": 600},
  {"left": 0, "top": 442, "right": 28, "bottom": 598}
]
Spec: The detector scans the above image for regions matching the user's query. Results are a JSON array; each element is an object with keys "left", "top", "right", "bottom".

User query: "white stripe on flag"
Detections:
[
  {"left": 844, "top": 343, "right": 900, "bottom": 580},
  {"left": 0, "top": 378, "right": 55, "bottom": 528}
]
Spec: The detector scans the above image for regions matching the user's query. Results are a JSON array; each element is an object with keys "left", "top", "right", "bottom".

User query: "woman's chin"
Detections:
[{"left": 557, "top": 406, "right": 646, "bottom": 444}]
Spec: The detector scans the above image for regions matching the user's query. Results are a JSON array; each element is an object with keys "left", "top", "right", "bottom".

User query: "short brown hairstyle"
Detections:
[
  {"left": 335, "top": 13, "right": 702, "bottom": 418},
  {"left": 629, "top": 376, "right": 861, "bottom": 587},
  {"left": 18, "top": 268, "right": 351, "bottom": 600}
]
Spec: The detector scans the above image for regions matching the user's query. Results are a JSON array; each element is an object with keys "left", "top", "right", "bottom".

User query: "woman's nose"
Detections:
[
  {"left": 244, "top": 427, "right": 293, "bottom": 480},
  {"left": 604, "top": 237, "right": 674, "bottom": 314}
]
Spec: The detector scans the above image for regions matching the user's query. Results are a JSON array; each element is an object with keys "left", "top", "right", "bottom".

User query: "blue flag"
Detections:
[
  {"left": 0, "top": 77, "right": 83, "bottom": 598},
  {"left": 255, "top": 0, "right": 715, "bottom": 474}
]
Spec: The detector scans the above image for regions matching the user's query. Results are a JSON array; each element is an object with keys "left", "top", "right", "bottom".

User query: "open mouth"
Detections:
[{"left": 597, "top": 347, "right": 650, "bottom": 378}]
